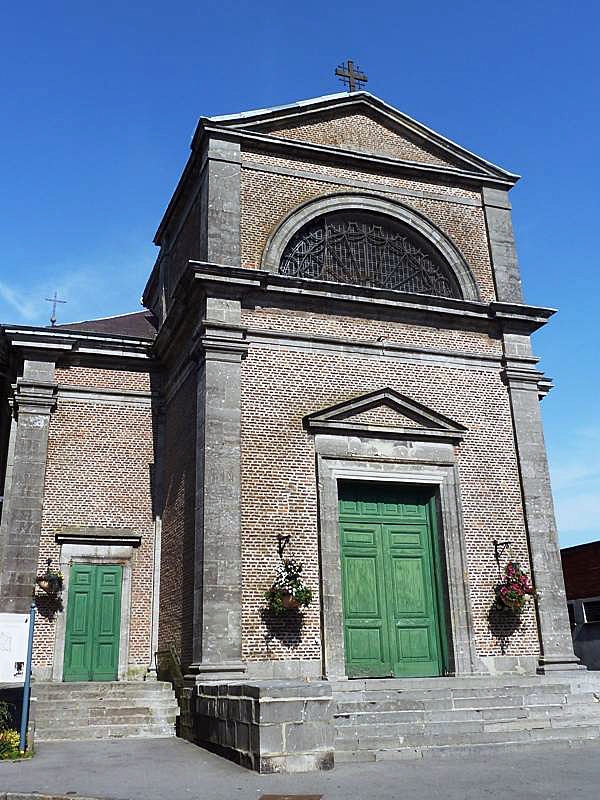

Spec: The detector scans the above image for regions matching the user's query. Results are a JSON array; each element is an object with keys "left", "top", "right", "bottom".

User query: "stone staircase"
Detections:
[
  {"left": 332, "top": 675, "right": 600, "bottom": 762},
  {"left": 31, "top": 680, "right": 179, "bottom": 742}
]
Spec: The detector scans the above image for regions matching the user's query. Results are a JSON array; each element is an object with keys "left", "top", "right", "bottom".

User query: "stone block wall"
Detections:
[
  {"left": 180, "top": 680, "right": 334, "bottom": 773},
  {"left": 33, "top": 364, "right": 157, "bottom": 677}
]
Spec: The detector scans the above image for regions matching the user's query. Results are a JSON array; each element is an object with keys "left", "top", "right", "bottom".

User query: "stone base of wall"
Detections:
[
  {"left": 479, "top": 655, "right": 539, "bottom": 675},
  {"left": 180, "top": 679, "right": 334, "bottom": 773}
]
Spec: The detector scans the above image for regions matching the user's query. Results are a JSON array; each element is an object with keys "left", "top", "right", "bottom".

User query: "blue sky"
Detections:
[{"left": 1, "top": 1, "right": 599, "bottom": 547}]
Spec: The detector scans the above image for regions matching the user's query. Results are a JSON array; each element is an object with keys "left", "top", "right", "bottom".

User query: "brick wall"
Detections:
[
  {"left": 239, "top": 153, "right": 495, "bottom": 302},
  {"left": 562, "top": 543, "right": 600, "bottom": 600},
  {"left": 239, "top": 328, "right": 539, "bottom": 662},
  {"left": 266, "top": 110, "right": 465, "bottom": 167},
  {"left": 33, "top": 367, "right": 157, "bottom": 674},
  {"left": 158, "top": 369, "right": 197, "bottom": 668}
]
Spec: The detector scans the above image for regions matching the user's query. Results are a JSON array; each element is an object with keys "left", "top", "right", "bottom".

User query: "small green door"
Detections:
[
  {"left": 63, "top": 564, "right": 123, "bottom": 682},
  {"left": 339, "top": 483, "right": 446, "bottom": 679}
]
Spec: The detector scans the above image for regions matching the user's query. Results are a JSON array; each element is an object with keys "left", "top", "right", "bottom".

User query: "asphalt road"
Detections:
[{"left": 1, "top": 737, "right": 599, "bottom": 800}]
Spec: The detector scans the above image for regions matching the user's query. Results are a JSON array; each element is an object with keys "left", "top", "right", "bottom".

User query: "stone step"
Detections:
[
  {"left": 333, "top": 703, "right": 580, "bottom": 726},
  {"left": 334, "top": 722, "right": 600, "bottom": 762},
  {"left": 329, "top": 676, "right": 574, "bottom": 693},
  {"left": 32, "top": 683, "right": 174, "bottom": 698},
  {"left": 333, "top": 684, "right": 571, "bottom": 704},
  {"left": 35, "top": 723, "right": 176, "bottom": 742},
  {"left": 30, "top": 680, "right": 179, "bottom": 742},
  {"left": 334, "top": 694, "right": 571, "bottom": 714}
]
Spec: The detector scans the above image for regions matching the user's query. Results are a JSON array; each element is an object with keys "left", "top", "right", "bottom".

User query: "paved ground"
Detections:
[{"left": 1, "top": 738, "right": 600, "bottom": 800}]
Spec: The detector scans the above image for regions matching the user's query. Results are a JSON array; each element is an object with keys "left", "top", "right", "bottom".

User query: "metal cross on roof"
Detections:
[
  {"left": 335, "top": 59, "right": 368, "bottom": 92},
  {"left": 45, "top": 290, "right": 67, "bottom": 327}
]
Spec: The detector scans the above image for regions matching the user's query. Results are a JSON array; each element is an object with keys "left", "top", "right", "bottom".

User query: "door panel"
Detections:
[
  {"left": 64, "top": 564, "right": 122, "bottom": 682},
  {"left": 339, "top": 483, "right": 445, "bottom": 679}
]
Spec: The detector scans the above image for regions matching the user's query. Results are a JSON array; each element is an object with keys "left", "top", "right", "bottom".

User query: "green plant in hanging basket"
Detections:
[
  {"left": 265, "top": 558, "right": 313, "bottom": 615},
  {"left": 495, "top": 560, "right": 536, "bottom": 615},
  {"left": 36, "top": 565, "right": 63, "bottom": 594}
]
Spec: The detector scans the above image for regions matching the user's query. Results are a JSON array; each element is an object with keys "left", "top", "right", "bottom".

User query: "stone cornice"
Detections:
[
  {"left": 12, "top": 378, "right": 57, "bottom": 415},
  {"left": 1, "top": 326, "right": 153, "bottom": 362},
  {"left": 199, "top": 124, "right": 517, "bottom": 190},
  {"left": 182, "top": 261, "right": 554, "bottom": 333}
]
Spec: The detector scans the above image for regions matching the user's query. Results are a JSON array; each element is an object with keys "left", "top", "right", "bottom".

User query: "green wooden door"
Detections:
[
  {"left": 339, "top": 483, "right": 446, "bottom": 679},
  {"left": 63, "top": 564, "right": 123, "bottom": 682}
]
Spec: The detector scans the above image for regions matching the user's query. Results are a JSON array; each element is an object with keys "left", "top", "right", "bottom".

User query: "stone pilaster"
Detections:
[
  {"left": 0, "top": 357, "right": 56, "bottom": 612},
  {"left": 188, "top": 296, "right": 248, "bottom": 681},
  {"left": 502, "top": 334, "right": 579, "bottom": 671},
  {"left": 200, "top": 137, "right": 241, "bottom": 267},
  {"left": 483, "top": 187, "right": 524, "bottom": 303}
]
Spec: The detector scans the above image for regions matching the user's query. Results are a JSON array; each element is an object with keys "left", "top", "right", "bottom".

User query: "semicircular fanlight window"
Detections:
[{"left": 279, "top": 211, "right": 462, "bottom": 299}]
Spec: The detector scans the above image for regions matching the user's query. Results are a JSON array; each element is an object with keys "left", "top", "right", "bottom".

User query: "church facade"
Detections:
[{"left": 0, "top": 91, "right": 582, "bottom": 766}]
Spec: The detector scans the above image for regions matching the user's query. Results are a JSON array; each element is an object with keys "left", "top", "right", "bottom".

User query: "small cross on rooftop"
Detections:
[
  {"left": 45, "top": 290, "right": 67, "bottom": 327},
  {"left": 335, "top": 59, "right": 368, "bottom": 92}
]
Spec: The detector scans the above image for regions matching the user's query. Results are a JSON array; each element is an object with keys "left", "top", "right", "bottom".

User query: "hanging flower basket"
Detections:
[
  {"left": 495, "top": 560, "right": 536, "bottom": 616},
  {"left": 265, "top": 558, "right": 312, "bottom": 616},
  {"left": 36, "top": 568, "right": 63, "bottom": 595}
]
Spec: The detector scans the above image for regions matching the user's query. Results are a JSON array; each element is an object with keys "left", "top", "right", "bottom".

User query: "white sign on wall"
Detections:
[{"left": 0, "top": 613, "right": 30, "bottom": 684}]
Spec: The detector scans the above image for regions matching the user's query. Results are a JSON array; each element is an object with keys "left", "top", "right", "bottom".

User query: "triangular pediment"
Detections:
[
  {"left": 304, "top": 388, "right": 466, "bottom": 441},
  {"left": 206, "top": 92, "right": 518, "bottom": 182}
]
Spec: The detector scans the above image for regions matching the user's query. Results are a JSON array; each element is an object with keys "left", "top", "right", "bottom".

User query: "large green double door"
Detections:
[
  {"left": 63, "top": 564, "right": 123, "bottom": 682},
  {"left": 339, "top": 483, "right": 447, "bottom": 678}
]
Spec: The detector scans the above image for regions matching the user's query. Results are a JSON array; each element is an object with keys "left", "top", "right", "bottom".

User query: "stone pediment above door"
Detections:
[{"left": 303, "top": 388, "right": 466, "bottom": 442}]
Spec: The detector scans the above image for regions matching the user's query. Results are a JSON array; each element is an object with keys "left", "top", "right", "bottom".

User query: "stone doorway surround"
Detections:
[
  {"left": 51, "top": 528, "right": 141, "bottom": 682},
  {"left": 305, "top": 389, "right": 480, "bottom": 680}
]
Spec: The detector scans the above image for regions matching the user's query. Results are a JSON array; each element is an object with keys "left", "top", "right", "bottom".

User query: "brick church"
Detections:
[{"left": 0, "top": 88, "right": 591, "bottom": 769}]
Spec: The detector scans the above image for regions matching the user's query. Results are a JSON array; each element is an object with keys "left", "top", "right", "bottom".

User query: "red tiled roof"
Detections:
[{"left": 54, "top": 311, "right": 158, "bottom": 339}]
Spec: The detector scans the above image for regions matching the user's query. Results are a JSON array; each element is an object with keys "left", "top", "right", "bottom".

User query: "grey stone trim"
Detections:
[
  {"left": 188, "top": 298, "right": 247, "bottom": 680},
  {"left": 244, "top": 659, "right": 322, "bottom": 680},
  {"left": 180, "top": 679, "right": 333, "bottom": 772},
  {"left": 57, "top": 385, "right": 153, "bottom": 407},
  {"left": 483, "top": 187, "right": 524, "bottom": 303},
  {"left": 206, "top": 91, "right": 519, "bottom": 183},
  {"left": 201, "top": 137, "right": 241, "bottom": 266},
  {"left": 501, "top": 335, "right": 580, "bottom": 671},
  {"left": 54, "top": 527, "right": 142, "bottom": 546},
  {"left": 185, "top": 262, "right": 555, "bottom": 334},
  {"left": 0, "top": 360, "right": 57, "bottom": 613},
  {"left": 315, "top": 435, "right": 480, "bottom": 680},
  {"left": 52, "top": 542, "right": 135, "bottom": 682},
  {"left": 260, "top": 193, "right": 481, "bottom": 302},
  {"left": 202, "top": 123, "right": 517, "bottom": 189},
  {"left": 2, "top": 326, "right": 152, "bottom": 359},
  {"left": 304, "top": 387, "right": 467, "bottom": 441},
  {"left": 241, "top": 158, "right": 482, "bottom": 207}
]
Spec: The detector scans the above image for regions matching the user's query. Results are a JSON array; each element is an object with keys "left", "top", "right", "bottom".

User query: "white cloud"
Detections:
[{"left": 0, "top": 281, "right": 41, "bottom": 322}]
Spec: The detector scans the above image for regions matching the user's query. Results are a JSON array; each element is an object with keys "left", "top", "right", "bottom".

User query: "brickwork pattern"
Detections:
[
  {"left": 158, "top": 371, "right": 197, "bottom": 668},
  {"left": 239, "top": 341, "right": 539, "bottom": 663},
  {"left": 268, "top": 111, "right": 465, "bottom": 167},
  {"left": 241, "top": 306, "right": 502, "bottom": 357},
  {"left": 34, "top": 393, "right": 157, "bottom": 672},
  {"left": 239, "top": 157, "right": 495, "bottom": 302},
  {"left": 345, "top": 404, "right": 421, "bottom": 428},
  {"left": 55, "top": 366, "right": 152, "bottom": 392}
]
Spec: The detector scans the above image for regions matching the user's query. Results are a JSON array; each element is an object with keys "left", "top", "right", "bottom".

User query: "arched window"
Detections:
[{"left": 279, "top": 211, "right": 463, "bottom": 299}]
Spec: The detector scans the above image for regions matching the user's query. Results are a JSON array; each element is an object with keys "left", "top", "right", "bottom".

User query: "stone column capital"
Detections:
[
  {"left": 12, "top": 378, "right": 57, "bottom": 416},
  {"left": 191, "top": 323, "right": 249, "bottom": 365}
]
